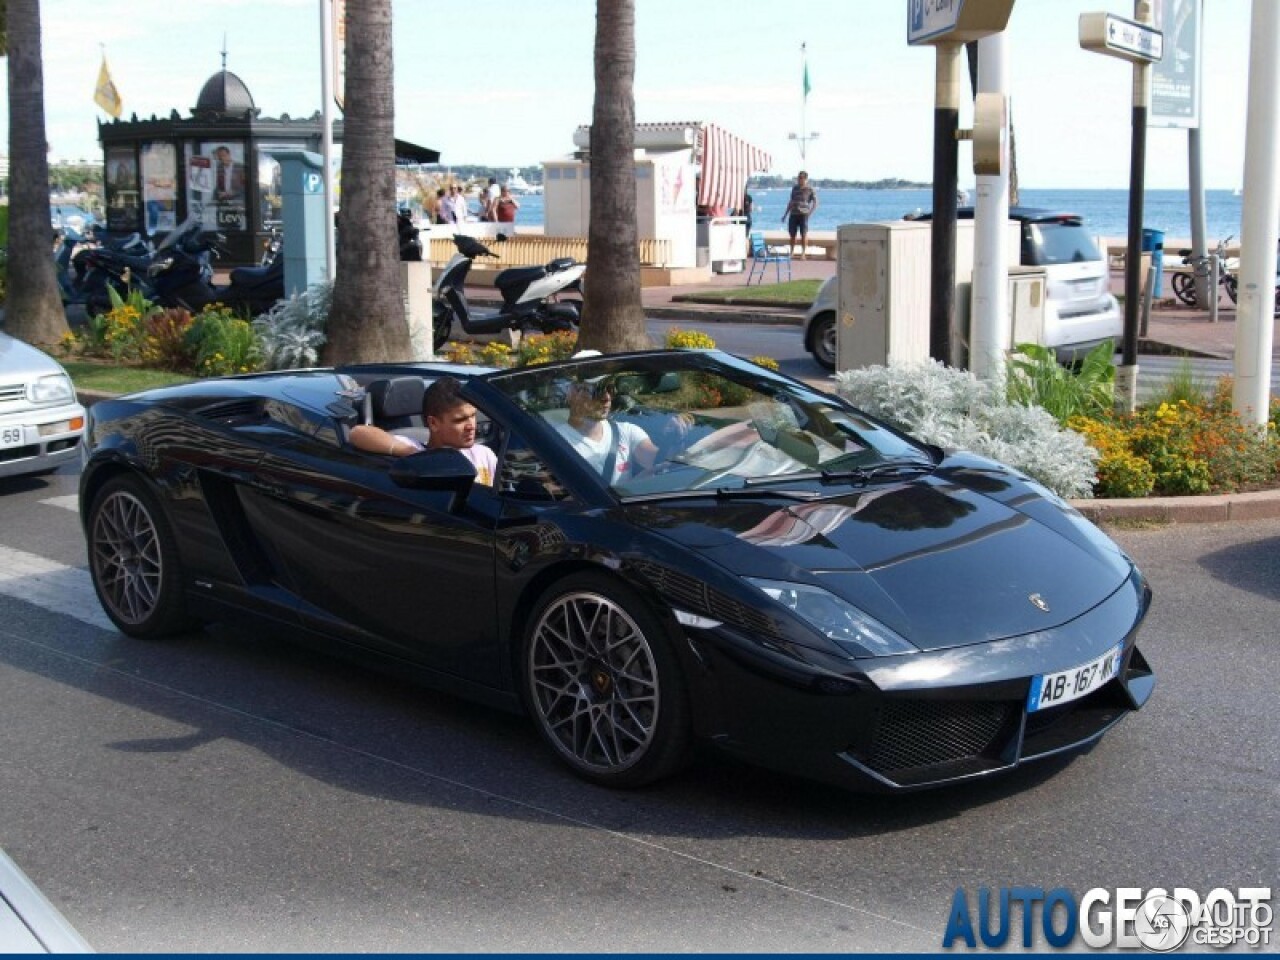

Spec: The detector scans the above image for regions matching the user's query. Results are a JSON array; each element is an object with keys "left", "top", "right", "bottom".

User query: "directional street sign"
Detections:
[{"left": 1080, "top": 11, "right": 1164, "bottom": 63}]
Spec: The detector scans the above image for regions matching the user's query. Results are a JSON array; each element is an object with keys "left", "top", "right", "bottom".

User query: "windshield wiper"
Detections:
[
  {"left": 623, "top": 486, "right": 822, "bottom": 503},
  {"left": 819, "top": 459, "right": 936, "bottom": 485}
]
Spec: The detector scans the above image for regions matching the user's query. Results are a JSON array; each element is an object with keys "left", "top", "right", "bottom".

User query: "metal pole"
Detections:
[
  {"left": 971, "top": 33, "right": 1010, "bottom": 381},
  {"left": 320, "top": 0, "right": 337, "bottom": 281},
  {"left": 1117, "top": 0, "right": 1153, "bottom": 413},
  {"left": 1187, "top": 126, "right": 1209, "bottom": 307},
  {"left": 1233, "top": 0, "right": 1280, "bottom": 426},
  {"left": 930, "top": 43, "right": 962, "bottom": 365}
]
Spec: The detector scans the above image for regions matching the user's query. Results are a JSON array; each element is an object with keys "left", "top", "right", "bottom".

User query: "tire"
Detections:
[
  {"left": 87, "top": 474, "right": 193, "bottom": 639},
  {"left": 1224, "top": 274, "right": 1238, "bottom": 305},
  {"left": 522, "top": 573, "right": 691, "bottom": 788},
  {"left": 809, "top": 312, "right": 836, "bottom": 371},
  {"left": 1170, "top": 271, "right": 1196, "bottom": 306},
  {"left": 432, "top": 300, "right": 452, "bottom": 351}
]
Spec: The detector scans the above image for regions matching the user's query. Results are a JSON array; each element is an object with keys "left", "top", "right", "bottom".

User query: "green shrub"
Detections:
[
  {"left": 1005, "top": 340, "right": 1115, "bottom": 422},
  {"left": 186, "top": 305, "right": 262, "bottom": 377}
]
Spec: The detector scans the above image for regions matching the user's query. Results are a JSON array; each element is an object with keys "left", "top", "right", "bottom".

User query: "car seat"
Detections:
[{"left": 363, "top": 377, "right": 431, "bottom": 446}]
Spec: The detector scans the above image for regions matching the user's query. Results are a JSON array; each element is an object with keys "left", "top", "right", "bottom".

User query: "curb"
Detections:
[{"left": 1069, "top": 489, "right": 1280, "bottom": 525}]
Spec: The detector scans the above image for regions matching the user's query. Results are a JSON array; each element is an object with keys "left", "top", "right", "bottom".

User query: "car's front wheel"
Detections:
[
  {"left": 88, "top": 474, "right": 192, "bottom": 638},
  {"left": 809, "top": 311, "right": 836, "bottom": 371},
  {"left": 522, "top": 573, "right": 691, "bottom": 787}
]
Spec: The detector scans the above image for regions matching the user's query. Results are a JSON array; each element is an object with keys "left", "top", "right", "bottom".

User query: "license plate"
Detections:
[
  {"left": 0, "top": 425, "right": 26, "bottom": 449},
  {"left": 1027, "top": 643, "right": 1123, "bottom": 713}
]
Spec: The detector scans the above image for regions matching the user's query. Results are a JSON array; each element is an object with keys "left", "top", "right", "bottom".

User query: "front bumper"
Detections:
[
  {"left": 0, "top": 401, "right": 86, "bottom": 479},
  {"left": 684, "top": 570, "right": 1153, "bottom": 792}
]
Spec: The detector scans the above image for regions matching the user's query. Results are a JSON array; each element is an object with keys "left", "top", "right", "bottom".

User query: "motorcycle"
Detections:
[
  {"left": 147, "top": 219, "right": 284, "bottom": 316},
  {"left": 58, "top": 227, "right": 155, "bottom": 313},
  {"left": 431, "top": 234, "right": 584, "bottom": 350}
]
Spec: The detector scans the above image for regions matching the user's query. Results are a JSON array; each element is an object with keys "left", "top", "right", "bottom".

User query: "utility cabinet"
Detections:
[{"left": 835, "top": 220, "right": 1019, "bottom": 370}]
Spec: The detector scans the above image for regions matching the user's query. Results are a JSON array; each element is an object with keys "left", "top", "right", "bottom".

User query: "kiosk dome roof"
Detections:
[{"left": 194, "top": 69, "right": 257, "bottom": 117}]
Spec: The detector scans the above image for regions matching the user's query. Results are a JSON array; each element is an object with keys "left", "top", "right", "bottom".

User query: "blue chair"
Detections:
[{"left": 745, "top": 230, "right": 792, "bottom": 285}]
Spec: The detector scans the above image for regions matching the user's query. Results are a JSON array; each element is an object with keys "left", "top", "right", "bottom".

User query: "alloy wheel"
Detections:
[
  {"left": 91, "top": 489, "right": 163, "bottom": 626},
  {"left": 527, "top": 591, "right": 659, "bottom": 775}
]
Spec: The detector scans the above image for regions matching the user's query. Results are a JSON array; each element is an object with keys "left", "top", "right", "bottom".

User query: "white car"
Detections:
[
  {"left": 804, "top": 207, "right": 1122, "bottom": 370},
  {"left": 0, "top": 332, "right": 86, "bottom": 480}
]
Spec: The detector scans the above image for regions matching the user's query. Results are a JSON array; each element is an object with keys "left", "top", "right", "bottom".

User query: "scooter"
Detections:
[
  {"left": 147, "top": 219, "right": 284, "bottom": 316},
  {"left": 431, "top": 234, "right": 584, "bottom": 350},
  {"left": 58, "top": 227, "right": 154, "bottom": 313}
]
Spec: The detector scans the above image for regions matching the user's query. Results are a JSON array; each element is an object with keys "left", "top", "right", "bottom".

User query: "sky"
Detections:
[{"left": 0, "top": 0, "right": 1257, "bottom": 191}]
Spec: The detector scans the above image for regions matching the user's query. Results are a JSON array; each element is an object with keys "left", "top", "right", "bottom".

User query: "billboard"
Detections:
[{"left": 1150, "top": 0, "right": 1201, "bottom": 128}]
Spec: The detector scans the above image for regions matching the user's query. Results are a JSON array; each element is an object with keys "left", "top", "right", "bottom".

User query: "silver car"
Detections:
[
  {"left": 803, "top": 275, "right": 838, "bottom": 371},
  {"left": 0, "top": 332, "right": 86, "bottom": 480}
]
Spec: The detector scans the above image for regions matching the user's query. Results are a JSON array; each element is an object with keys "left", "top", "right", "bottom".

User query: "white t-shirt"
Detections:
[{"left": 555, "top": 420, "right": 650, "bottom": 483}]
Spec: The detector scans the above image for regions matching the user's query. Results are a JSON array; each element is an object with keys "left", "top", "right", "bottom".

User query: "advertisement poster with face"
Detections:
[
  {"left": 192, "top": 142, "right": 247, "bottom": 231},
  {"left": 141, "top": 142, "right": 177, "bottom": 235},
  {"left": 105, "top": 147, "right": 140, "bottom": 232}
]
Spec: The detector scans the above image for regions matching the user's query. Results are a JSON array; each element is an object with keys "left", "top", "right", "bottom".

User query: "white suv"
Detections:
[
  {"left": 804, "top": 207, "right": 1121, "bottom": 370},
  {"left": 0, "top": 332, "right": 86, "bottom": 480}
]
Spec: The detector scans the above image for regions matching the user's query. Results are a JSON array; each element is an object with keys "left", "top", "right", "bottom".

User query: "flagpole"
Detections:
[
  {"left": 789, "top": 43, "right": 817, "bottom": 164},
  {"left": 320, "top": 0, "right": 336, "bottom": 281}
]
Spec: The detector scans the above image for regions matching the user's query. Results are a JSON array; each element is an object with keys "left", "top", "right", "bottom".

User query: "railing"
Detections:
[{"left": 427, "top": 235, "right": 672, "bottom": 267}]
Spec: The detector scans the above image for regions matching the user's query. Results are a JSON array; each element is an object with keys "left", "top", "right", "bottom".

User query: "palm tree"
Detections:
[
  {"left": 3, "top": 0, "right": 70, "bottom": 346},
  {"left": 577, "top": 0, "right": 649, "bottom": 354},
  {"left": 321, "top": 0, "right": 410, "bottom": 365}
]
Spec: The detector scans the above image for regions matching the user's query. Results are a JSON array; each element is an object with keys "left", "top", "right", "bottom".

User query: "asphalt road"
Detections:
[{"left": 0, "top": 461, "right": 1277, "bottom": 952}]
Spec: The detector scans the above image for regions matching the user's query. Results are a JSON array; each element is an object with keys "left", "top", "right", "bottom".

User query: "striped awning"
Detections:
[{"left": 696, "top": 123, "right": 772, "bottom": 211}]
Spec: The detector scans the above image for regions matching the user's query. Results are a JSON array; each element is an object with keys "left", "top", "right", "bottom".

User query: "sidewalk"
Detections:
[{"left": 628, "top": 256, "right": 1274, "bottom": 364}]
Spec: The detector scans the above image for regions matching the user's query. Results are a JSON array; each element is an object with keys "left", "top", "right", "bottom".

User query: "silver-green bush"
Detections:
[
  {"left": 253, "top": 281, "right": 331, "bottom": 370},
  {"left": 834, "top": 359, "right": 1099, "bottom": 499}
]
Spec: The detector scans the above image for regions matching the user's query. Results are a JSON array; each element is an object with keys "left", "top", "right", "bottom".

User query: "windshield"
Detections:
[
  {"left": 487, "top": 352, "right": 932, "bottom": 498},
  {"left": 1026, "top": 222, "right": 1103, "bottom": 266}
]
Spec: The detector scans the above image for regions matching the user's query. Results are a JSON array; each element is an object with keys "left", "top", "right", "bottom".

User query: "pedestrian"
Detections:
[
  {"left": 434, "top": 188, "right": 450, "bottom": 224},
  {"left": 494, "top": 185, "right": 520, "bottom": 224},
  {"left": 741, "top": 190, "right": 754, "bottom": 252},
  {"left": 782, "top": 170, "right": 819, "bottom": 259},
  {"left": 482, "top": 177, "right": 500, "bottom": 222},
  {"left": 448, "top": 185, "right": 469, "bottom": 224}
]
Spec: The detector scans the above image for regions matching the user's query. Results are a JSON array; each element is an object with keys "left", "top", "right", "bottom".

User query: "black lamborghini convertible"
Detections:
[{"left": 79, "top": 349, "right": 1154, "bottom": 791}]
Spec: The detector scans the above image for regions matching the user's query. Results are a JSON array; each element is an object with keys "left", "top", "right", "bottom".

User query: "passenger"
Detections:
[
  {"left": 349, "top": 376, "right": 497, "bottom": 485},
  {"left": 555, "top": 378, "right": 660, "bottom": 483}
]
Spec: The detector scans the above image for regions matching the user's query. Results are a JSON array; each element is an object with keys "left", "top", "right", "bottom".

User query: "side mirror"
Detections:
[{"left": 388, "top": 447, "right": 477, "bottom": 509}]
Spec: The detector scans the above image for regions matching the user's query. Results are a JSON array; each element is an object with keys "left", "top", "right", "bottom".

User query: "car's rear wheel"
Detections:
[
  {"left": 88, "top": 474, "right": 192, "bottom": 638},
  {"left": 809, "top": 311, "right": 836, "bottom": 371},
  {"left": 522, "top": 573, "right": 691, "bottom": 787}
]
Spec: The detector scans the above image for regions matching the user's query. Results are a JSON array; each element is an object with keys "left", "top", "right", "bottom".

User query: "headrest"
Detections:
[{"left": 368, "top": 377, "right": 425, "bottom": 419}]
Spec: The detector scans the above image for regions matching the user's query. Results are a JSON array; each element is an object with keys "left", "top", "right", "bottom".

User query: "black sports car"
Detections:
[{"left": 79, "top": 349, "right": 1154, "bottom": 791}]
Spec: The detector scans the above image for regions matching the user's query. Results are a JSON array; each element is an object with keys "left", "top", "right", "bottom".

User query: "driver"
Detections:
[
  {"left": 555, "top": 377, "right": 660, "bottom": 484},
  {"left": 350, "top": 376, "right": 497, "bottom": 486}
]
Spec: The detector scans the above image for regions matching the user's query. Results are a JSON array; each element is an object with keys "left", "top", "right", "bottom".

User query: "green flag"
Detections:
[{"left": 803, "top": 59, "right": 811, "bottom": 99}]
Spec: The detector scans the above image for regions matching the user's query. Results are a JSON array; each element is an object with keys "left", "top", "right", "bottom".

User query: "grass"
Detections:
[
  {"left": 63, "top": 360, "right": 192, "bottom": 395},
  {"left": 671, "top": 278, "right": 822, "bottom": 307}
]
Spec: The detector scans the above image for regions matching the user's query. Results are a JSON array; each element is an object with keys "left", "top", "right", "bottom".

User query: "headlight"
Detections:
[
  {"left": 27, "top": 373, "right": 74, "bottom": 405},
  {"left": 747, "top": 578, "right": 918, "bottom": 658}
]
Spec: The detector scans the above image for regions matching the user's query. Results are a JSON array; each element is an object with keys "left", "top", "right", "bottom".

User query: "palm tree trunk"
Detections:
[
  {"left": 322, "top": 0, "right": 410, "bottom": 364},
  {"left": 579, "top": 0, "right": 648, "bottom": 353},
  {"left": 4, "top": 0, "right": 69, "bottom": 346}
]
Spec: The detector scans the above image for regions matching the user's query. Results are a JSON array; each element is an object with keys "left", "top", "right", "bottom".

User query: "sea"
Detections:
[{"left": 507, "top": 187, "right": 1244, "bottom": 245}]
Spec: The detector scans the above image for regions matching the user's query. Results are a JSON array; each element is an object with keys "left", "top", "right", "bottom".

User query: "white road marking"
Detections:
[
  {"left": 0, "top": 545, "right": 116, "bottom": 632},
  {"left": 40, "top": 495, "right": 80, "bottom": 513}
]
